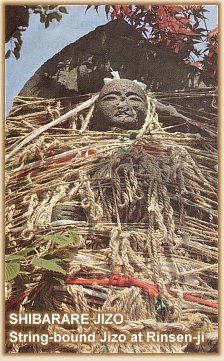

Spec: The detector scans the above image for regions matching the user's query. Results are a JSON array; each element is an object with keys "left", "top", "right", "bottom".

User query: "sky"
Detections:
[{"left": 5, "top": 5, "right": 218, "bottom": 115}]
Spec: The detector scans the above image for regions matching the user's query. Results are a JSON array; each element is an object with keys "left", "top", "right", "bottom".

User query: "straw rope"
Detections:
[{"left": 5, "top": 90, "right": 217, "bottom": 353}]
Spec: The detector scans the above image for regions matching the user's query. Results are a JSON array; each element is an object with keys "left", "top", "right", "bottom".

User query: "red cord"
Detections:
[
  {"left": 13, "top": 146, "right": 167, "bottom": 179},
  {"left": 8, "top": 145, "right": 217, "bottom": 310},
  {"left": 5, "top": 286, "right": 40, "bottom": 311},
  {"left": 6, "top": 274, "right": 218, "bottom": 310},
  {"left": 64, "top": 274, "right": 218, "bottom": 309}
]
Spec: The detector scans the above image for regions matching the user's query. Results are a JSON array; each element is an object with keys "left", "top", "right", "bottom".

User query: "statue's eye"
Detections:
[
  {"left": 101, "top": 92, "right": 120, "bottom": 101},
  {"left": 128, "top": 96, "right": 142, "bottom": 102},
  {"left": 102, "top": 95, "right": 118, "bottom": 101},
  {"left": 103, "top": 95, "right": 117, "bottom": 100}
]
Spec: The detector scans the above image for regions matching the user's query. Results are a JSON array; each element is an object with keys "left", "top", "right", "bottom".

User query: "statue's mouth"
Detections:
[
  {"left": 112, "top": 114, "right": 137, "bottom": 130},
  {"left": 115, "top": 111, "right": 135, "bottom": 117}
]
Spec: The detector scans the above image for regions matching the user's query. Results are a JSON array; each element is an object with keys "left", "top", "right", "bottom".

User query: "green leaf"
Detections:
[
  {"left": 12, "top": 29, "right": 20, "bottom": 38},
  {"left": 14, "top": 30, "right": 22, "bottom": 40},
  {"left": 52, "top": 12, "right": 62, "bottom": 22},
  {"left": 5, "top": 255, "right": 25, "bottom": 262},
  {"left": 13, "top": 47, "right": 20, "bottom": 60},
  {"left": 5, "top": 247, "right": 36, "bottom": 262},
  {"left": 53, "top": 277, "right": 65, "bottom": 285},
  {"left": 15, "top": 247, "right": 35, "bottom": 257},
  {"left": 85, "top": 5, "right": 92, "bottom": 13},
  {"left": 40, "top": 13, "right": 46, "bottom": 23},
  {"left": 17, "top": 38, "right": 23, "bottom": 46},
  {"left": 5, "top": 50, "right": 11, "bottom": 59},
  {"left": 44, "top": 233, "right": 70, "bottom": 246},
  {"left": 45, "top": 20, "right": 50, "bottom": 28},
  {"left": 5, "top": 262, "right": 20, "bottom": 282},
  {"left": 32, "top": 258, "right": 66, "bottom": 275},
  {"left": 58, "top": 6, "right": 68, "bottom": 14},
  {"left": 59, "top": 258, "right": 71, "bottom": 262},
  {"left": 47, "top": 13, "right": 56, "bottom": 22},
  {"left": 15, "top": 32, "right": 23, "bottom": 46},
  {"left": 47, "top": 258, "right": 64, "bottom": 264},
  {"left": 44, "top": 232, "right": 80, "bottom": 247},
  {"left": 33, "top": 9, "right": 41, "bottom": 14},
  {"left": 14, "top": 41, "right": 20, "bottom": 51},
  {"left": 105, "top": 5, "right": 111, "bottom": 19},
  {"left": 68, "top": 231, "right": 80, "bottom": 244},
  {"left": 32, "top": 5, "right": 42, "bottom": 10}
]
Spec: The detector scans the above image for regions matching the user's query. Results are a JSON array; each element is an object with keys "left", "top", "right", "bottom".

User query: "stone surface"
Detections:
[
  {"left": 91, "top": 79, "right": 148, "bottom": 131},
  {"left": 19, "top": 19, "right": 210, "bottom": 99}
]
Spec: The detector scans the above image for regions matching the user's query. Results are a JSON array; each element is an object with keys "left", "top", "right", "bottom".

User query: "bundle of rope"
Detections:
[{"left": 5, "top": 90, "right": 218, "bottom": 353}]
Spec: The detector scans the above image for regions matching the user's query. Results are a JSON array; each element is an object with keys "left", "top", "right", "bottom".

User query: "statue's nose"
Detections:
[{"left": 117, "top": 97, "right": 129, "bottom": 109}]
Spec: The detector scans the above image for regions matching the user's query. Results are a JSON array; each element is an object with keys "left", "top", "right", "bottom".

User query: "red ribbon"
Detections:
[{"left": 6, "top": 274, "right": 218, "bottom": 310}]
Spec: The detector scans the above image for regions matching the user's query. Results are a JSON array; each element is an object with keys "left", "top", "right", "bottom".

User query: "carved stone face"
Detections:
[{"left": 91, "top": 79, "right": 148, "bottom": 131}]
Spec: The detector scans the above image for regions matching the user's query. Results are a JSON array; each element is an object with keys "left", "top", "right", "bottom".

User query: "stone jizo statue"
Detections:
[
  {"left": 90, "top": 79, "right": 148, "bottom": 131},
  {"left": 51, "top": 78, "right": 148, "bottom": 223}
]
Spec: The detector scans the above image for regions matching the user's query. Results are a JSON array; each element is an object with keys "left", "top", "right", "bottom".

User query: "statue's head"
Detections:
[{"left": 91, "top": 79, "right": 148, "bottom": 131}]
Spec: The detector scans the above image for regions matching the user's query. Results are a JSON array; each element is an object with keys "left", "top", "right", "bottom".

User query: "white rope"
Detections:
[{"left": 5, "top": 94, "right": 99, "bottom": 162}]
